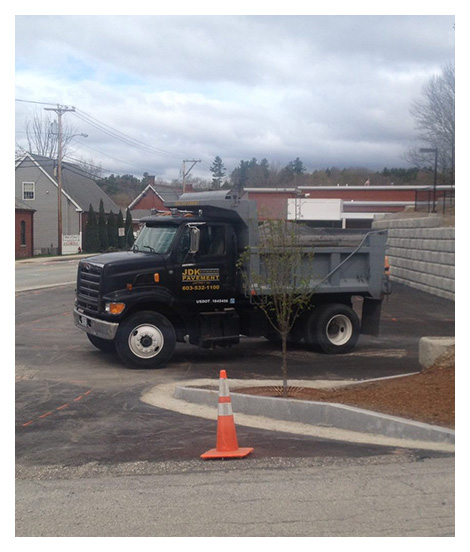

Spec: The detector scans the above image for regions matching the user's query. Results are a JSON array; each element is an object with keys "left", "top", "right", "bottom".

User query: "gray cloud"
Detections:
[{"left": 15, "top": 15, "right": 455, "bottom": 180}]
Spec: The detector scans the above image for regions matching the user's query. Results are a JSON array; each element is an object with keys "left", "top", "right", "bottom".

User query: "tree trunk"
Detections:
[{"left": 282, "top": 335, "right": 288, "bottom": 398}]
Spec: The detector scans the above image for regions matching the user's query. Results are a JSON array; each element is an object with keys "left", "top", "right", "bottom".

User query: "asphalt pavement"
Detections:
[
  {"left": 15, "top": 262, "right": 456, "bottom": 537},
  {"left": 15, "top": 279, "right": 455, "bottom": 466},
  {"left": 16, "top": 455, "right": 455, "bottom": 537}
]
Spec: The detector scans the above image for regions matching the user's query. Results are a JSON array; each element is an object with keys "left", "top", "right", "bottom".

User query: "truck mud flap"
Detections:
[
  {"left": 361, "top": 297, "right": 382, "bottom": 337},
  {"left": 191, "top": 309, "right": 240, "bottom": 347}
]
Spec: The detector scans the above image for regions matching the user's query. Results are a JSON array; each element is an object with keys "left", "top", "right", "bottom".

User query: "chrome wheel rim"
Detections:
[
  {"left": 128, "top": 324, "right": 164, "bottom": 359},
  {"left": 326, "top": 314, "right": 353, "bottom": 346}
]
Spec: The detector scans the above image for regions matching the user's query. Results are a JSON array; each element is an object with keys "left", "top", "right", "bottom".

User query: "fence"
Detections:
[{"left": 415, "top": 186, "right": 455, "bottom": 214}]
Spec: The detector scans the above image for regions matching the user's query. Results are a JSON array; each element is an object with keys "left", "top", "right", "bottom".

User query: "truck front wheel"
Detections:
[
  {"left": 306, "top": 303, "right": 360, "bottom": 354},
  {"left": 115, "top": 311, "right": 176, "bottom": 369}
]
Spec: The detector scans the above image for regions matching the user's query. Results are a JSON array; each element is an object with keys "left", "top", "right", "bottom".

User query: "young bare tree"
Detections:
[{"left": 240, "top": 219, "right": 315, "bottom": 397}]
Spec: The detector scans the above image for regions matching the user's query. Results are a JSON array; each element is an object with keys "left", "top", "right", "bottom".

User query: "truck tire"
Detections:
[
  {"left": 306, "top": 303, "right": 360, "bottom": 354},
  {"left": 87, "top": 333, "right": 116, "bottom": 354},
  {"left": 115, "top": 311, "right": 176, "bottom": 369},
  {"left": 266, "top": 316, "right": 305, "bottom": 346}
]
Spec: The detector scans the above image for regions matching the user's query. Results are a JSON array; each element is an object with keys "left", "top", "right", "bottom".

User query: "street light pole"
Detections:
[
  {"left": 420, "top": 148, "right": 438, "bottom": 213},
  {"left": 44, "top": 104, "right": 75, "bottom": 255}
]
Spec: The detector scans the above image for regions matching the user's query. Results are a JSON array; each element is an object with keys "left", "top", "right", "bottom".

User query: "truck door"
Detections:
[{"left": 175, "top": 223, "right": 236, "bottom": 307}]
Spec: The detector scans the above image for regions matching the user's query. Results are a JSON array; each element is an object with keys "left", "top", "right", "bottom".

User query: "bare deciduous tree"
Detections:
[
  {"left": 407, "top": 63, "right": 455, "bottom": 184},
  {"left": 25, "top": 108, "right": 80, "bottom": 159}
]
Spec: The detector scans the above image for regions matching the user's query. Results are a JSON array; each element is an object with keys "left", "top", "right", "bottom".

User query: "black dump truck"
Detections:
[{"left": 73, "top": 190, "right": 389, "bottom": 369}]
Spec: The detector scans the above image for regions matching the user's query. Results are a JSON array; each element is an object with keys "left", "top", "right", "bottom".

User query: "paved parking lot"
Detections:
[
  {"left": 15, "top": 280, "right": 455, "bottom": 467},
  {"left": 15, "top": 278, "right": 456, "bottom": 537}
]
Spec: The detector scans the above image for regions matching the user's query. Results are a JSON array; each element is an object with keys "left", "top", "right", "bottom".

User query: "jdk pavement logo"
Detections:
[{"left": 182, "top": 268, "right": 220, "bottom": 282}]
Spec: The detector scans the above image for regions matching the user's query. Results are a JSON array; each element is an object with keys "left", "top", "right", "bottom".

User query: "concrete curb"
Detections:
[
  {"left": 174, "top": 385, "right": 455, "bottom": 446},
  {"left": 141, "top": 377, "right": 455, "bottom": 453},
  {"left": 419, "top": 337, "right": 455, "bottom": 369},
  {"left": 15, "top": 254, "right": 90, "bottom": 264}
]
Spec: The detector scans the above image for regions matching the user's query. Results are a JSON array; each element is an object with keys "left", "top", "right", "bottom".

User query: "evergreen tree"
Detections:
[
  {"left": 259, "top": 158, "right": 270, "bottom": 185},
  {"left": 230, "top": 160, "right": 250, "bottom": 193},
  {"left": 98, "top": 199, "right": 108, "bottom": 251},
  {"left": 84, "top": 204, "right": 100, "bottom": 253},
  {"left": 209, "top": 156, "right": 226, "bottom": 189},
  {"left": 290, "top": 157, "right": 306, "bottom": 174},
  {"left": 117, "top": 210, "right": 126, "bottom": 249},
  {"left": 125, "top": 208, "right": 135, "bottom": 248},
  {"left": 279, "top": 157, "right": 307, "bottom": 184},
  {"left": 107, "top": 211, "right": 118, "bottom": 249}
]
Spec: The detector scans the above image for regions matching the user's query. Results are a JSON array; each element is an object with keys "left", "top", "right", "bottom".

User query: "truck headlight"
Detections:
[{"left": 105, "top": 302, "right": 126, "bottom": 315}]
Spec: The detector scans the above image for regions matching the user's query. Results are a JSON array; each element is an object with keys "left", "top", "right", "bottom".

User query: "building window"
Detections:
[
  {"left": 22, "top": 182, "right": 35, "bottom": 200},
  {"left": 20, "top": 220, "right": 27, "bottom": 246}
]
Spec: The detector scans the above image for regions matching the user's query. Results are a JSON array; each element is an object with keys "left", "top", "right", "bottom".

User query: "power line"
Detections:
[
  {"left": 16, "top": 99, "right": 193, "bottom": 161},
  {"left": 68, "top": 140, "right": 151, "bottom": 174},
  {"left": 16, "top": 99, "right": 211, "bottom": 176},
  {"left": 15, "top": 99, "right": 63, "bottom": 107},
  {"left": 73, "top": 108, "right": 189, "bottom": 161}
]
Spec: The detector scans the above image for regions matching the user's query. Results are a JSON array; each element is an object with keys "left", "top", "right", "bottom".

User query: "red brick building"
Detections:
[
  {"left": 15, "top": 198, "right": 35, "bottom": 258},
  {"left": 243, "top": 185, "right": 452, "bottom": 228},
  {"left": 127, "top": 177, "right": 184, "bottom": 230}
]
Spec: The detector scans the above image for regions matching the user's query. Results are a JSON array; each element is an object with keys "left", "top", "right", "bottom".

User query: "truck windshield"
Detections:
[{"left": 133, "top": 225, "right": 178, "bottom": 254}]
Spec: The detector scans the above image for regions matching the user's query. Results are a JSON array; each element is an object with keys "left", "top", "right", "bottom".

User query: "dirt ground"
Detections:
[{"left": 238, "top": 347, "right": 455, "bottom": 429}]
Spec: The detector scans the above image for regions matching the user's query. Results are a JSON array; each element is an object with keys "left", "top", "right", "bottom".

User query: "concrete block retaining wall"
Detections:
[{"left": 372, "top": 215, "right": 455, "bottom": 301}]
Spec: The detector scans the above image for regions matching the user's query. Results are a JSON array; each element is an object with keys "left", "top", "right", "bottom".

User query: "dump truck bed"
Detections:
[{"left": 250, "top": 228, "right": 388, "bottom": 300}]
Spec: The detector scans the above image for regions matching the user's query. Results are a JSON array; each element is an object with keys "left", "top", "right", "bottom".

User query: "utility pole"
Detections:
[
  {"left": 182, "top": 159, "right": 201, "bottom": 194},
  {"left": 44, "top": 104, "right": 75, "bottom": 255}
]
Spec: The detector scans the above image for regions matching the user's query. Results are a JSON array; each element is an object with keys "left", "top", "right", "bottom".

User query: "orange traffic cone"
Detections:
[
  {"left": 201, "top": 370, "right": 254, "bottom": 460},
  {"left": 384, "top": 255, "right": 391, "bottom": 275}
]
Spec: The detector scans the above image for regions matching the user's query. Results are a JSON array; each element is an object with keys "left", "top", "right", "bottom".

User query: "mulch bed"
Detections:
[{"left": 235, "top": 347, "right": 455, "bottom": 428}]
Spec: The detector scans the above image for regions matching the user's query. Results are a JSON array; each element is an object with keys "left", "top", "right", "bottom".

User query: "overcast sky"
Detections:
[{"left": 14, "top": 14, "right": 455, "bottom": 182}]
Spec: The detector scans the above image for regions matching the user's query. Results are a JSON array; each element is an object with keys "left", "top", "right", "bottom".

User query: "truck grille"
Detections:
[{"left": 77, "top": 262, "right": 103, "bottom": 313}]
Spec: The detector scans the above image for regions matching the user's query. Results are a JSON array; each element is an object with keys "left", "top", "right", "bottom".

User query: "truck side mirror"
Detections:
[{"left": 189, "top": 226, "right": 200, "bottom": 254}]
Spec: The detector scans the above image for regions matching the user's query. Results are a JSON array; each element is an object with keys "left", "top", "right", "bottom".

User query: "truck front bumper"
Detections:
[{"left": 73, "top": 308, "right": 119, "bottom": 341}]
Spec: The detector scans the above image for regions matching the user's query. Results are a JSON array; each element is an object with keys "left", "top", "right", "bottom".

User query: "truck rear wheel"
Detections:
[
  {"left": 306, "top": 303, "right": 360, "bottom": 354},
  {"left": 115, "top": 311, "right": 176, "bottom": 369}
]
